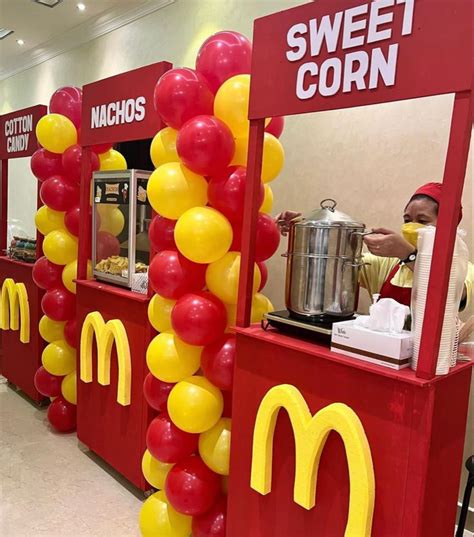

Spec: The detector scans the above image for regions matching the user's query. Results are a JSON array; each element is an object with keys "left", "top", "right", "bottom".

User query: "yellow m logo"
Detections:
[
  {"left": 80, "top": 311, "right": 132, "bottom": 406},
  {"left": 0, "top": 278, "right": 30, "bottom": 344},
  {"left": 251, "top": 385, "right": 375, "bottom": 537}
]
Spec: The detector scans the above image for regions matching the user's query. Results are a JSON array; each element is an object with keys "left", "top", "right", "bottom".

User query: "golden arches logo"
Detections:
[
  {"left": 0, "top": 278, "right": 30, "bottom": 344},
  {"left": 80, "top": 311, "right": 131, "bottom": 406},
  {"left": 251, "top": 384, "right": 375, "bottom": 537}
]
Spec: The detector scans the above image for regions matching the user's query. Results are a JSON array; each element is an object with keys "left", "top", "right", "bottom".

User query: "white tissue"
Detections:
[{"left": 354, "top": 298, "right": 409, "bottom": 334}]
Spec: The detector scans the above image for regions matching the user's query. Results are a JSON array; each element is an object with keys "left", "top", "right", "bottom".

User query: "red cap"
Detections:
[{"left": 409, "top": 182, "right": 463, "bottom": 223}]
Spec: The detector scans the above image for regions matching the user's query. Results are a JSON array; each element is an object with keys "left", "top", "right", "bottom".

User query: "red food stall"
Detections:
[
  {"left": 76, "top": 61, "right": 171, "bottom": 490},
  {"left": 0, "top": 105, "right": 47, "bottom": 403},
  {"left": 228, "top": 1, "right": 473, "bottom": 536}
]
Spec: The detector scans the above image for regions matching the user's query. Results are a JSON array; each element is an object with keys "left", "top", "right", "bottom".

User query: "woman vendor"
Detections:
[{"left": 276, "top": 182, "right": 473, "bottom": 320}]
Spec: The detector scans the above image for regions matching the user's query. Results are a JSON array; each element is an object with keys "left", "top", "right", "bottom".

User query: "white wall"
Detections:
[{"left": 1, "top": 0, "right": 472, "bottom": 512}]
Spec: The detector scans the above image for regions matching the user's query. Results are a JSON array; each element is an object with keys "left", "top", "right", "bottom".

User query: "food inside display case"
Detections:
[{"left": 92, "top": 169, "right": 152, "bottom": 290}]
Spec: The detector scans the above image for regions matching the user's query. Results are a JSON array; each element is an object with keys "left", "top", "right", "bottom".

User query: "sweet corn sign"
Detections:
[
  {"left": 251, "top": 384, "right": 375, "bottom": 536},
  {"left": 80, "top": 312, "right": 132, "bottom": 406},
  {"left": 249, "top": 0, "right": 472, "bottom": 118},
  {"left": 0, "top": 278, "right": 30, "bottom": 344}
]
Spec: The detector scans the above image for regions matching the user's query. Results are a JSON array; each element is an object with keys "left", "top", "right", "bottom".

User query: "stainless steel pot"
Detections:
[{"left": 284, "top": 199, "right": 367, "bottom": 320}]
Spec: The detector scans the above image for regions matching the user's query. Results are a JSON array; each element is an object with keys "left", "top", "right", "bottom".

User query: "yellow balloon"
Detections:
[
  {"left": 252, "top": 292, "right": 274, "bottom": 321},
  {"left": 206, "top": 252, "right": 261, "bottom": 305},
  {"left": 167, "top": 375, "right": 223, "bottom": 434},
  {"left": 98, "top": 207, "right": 125, "bottom": 236},
  {"left": 148, "top": 294, "right": 176, "bottom": 333},
  {"left": 99, "top": 149, "right": 127, "bottom": 171},
  {"left": 262, "top": 133, "right": 285, "bottom": 183},
  {"left": 39, "top": 315, "right": 65, "bottom": 343},
  {"left": 62, "top": 260, "right": 91, "bottom": 294},
  {"left": 43, "top": 229, "right": 78, "bottom": 266},
  {"left": 150, "top": 127, "right": 179, "bottom": 168},
  {"left": 214, "top": 75, "right": 270, "bottom": 138},
  {"left": 230, "top": 135, "right": 248, "bottom": 166},
  {"left": 214, "top": 75, "right": 251, "bottom": 137},
  {"left": 175, "top": 207, "right": 233, "bottom": 264},
  {"left": 139, "top": 490, "right": 192, "bottom": 537},
  {"left": 35, "top": 206, "right": 65, "bottom": 235},
  {"left": 141, "top": 449, "right": 174, "bottom": 490},
  {"left": 42, "top": 340, "right": 76, "bottom": 376},
  {"left": 146, "top": 333, "right": 201, "bottom": 383},
  {"left": 199, "top": 418, "right": 231, "bottom": 475},
  {"left": 147, "top": 162, "right": 208, "bottom": 220},
  {"left": 260, "top": 185, "right": 274, "bottom": 214},
  {"left": 225, "top": 292, "right": 274, "bottom": 329},
  {"left": 36, "top": 113, "right": 77, "bottom": 154},
  {"left": 61, "top": 371, "right": 77, "bottom": 405}
]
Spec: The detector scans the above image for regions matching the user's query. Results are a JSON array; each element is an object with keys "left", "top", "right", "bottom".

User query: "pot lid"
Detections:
[{"left": 300, "top": 199, "right": 364, "bottom": 227}]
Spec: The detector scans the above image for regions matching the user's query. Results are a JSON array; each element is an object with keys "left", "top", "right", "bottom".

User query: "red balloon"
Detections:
[
  {"left": 257, "top": 262, "right": 268, "bottom": 291},
  {"left": 47, "top": 396, "right": 77, "bottom": 433},
  {"left": 146, "top": 414, "right": 198, "bottom": 464},
  {"left": 30, "top": 149, "right": 63, "bottom": 182},
  {"left": 62, "top": 144, "right": 99, "bottom": 183},
  {"left": 149, "top": 215, "right": 176, "bottom": 252},
  {"left": 208, "top": 166, "right": 264, "bottom": 222},
  {"left": 196, "top": 31, "right": 252, "bottom": 93},
  {"left": 49, "top": 86, "right": 83, "bottom": 129},
  {"left": 148, "top": 250, "right": 206, "bottom": 300},
  {"left": 143, "top": 373, "right": 174, "bottom": 412},
  {"left": 40, "top": 175, "right": 79, "bottom": 212},
  {"left": 34, "top": 366, "right": 62, "bottom": 398},
  {"left": 192, "top": 496, "right": 227, "bottom": 537},
  {"left": 64, "top": 319, "right": 77, "bottom": 348},
  {"left": 96, "top": 231, "right": 121, "bottom": 262},
  {"left": 41, "top": 287, "right": 76, "bottom": 322},
  {"left": 32, "top": 256, "right": 63, "bottom": 290},
  {"left": 255, "top": 213, "right": 280, "bottom": 262},
  {"left": 265, "top": 116, "right": 285, "bottom": 138},
  {"left": 222, "top": 390, "right": 233, "bottom": 418},
  {"left": 153, "top": 68, "right": 214, "bottom": 130},
  {"left": 165, "top": 455, "right": 220, "bottom": 516},
  {"left": 201, "top": 335, "right": 236, "bottom": 391},
  {"left": 171, "top": 291, "right": 227, "bottom": 346},
  {"left": 176, "top": 115, "right": 235, "bottom": 176}
]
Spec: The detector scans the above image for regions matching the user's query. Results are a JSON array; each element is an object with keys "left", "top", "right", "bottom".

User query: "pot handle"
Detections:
[
  {"left": 351, "top": 231, "right": 376, "bottom": 237},
  {"left": 342, "top": 259, "right": 371, "bottom": 269},
  {"left": 320, "top": 198, "right": 337, "bottom": 211}
]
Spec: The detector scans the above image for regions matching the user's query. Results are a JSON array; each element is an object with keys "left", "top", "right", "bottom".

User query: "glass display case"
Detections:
[{"left": 92, "top": 169, "right": 152, "bottom": 289}]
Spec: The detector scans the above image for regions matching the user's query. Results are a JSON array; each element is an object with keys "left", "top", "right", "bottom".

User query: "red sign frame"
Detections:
[
  {"left": 80, "top": 61, "right": 172, "bottom": 146},
  {"left": 237, "top": 0, "right": 472, "bottom": 380},
  {"left": 0, "top": 105, "right": 47, "bottom": 160}
]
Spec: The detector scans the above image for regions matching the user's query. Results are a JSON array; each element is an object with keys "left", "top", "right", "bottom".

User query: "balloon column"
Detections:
[
  {"left": 31, "top": 87, "right": 127, "bottom": 433},
  {"left": 139, "top": 31, "right": 286, "bottom": 536}
]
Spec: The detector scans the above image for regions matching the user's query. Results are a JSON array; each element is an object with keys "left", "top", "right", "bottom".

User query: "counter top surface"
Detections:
[
  {"left": 235, "top": 325, "right": 473, "bottom": 387},
  {"left": 76, "top": 279, "right": 150, "bottom": 303},
  {"left": 0, "top": 255, "right": 35, "bottom": 269}
]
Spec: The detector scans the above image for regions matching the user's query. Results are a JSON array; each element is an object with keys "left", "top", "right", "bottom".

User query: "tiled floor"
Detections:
[{"left": 0, "top": 378, "right": 142, "bottom": 537}]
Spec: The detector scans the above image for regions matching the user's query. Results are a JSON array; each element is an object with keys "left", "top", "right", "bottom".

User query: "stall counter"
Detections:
[
  {"left": 0, "top": 256, "right": 45, "bottom": 402},
  {"left": 227, "top": 325, "right": 473, "bottom": 537}
]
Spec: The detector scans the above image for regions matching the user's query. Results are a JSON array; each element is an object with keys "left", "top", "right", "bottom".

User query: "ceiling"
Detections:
[{"left": 0, "top": 0, "right": 174, "bottom": 80}]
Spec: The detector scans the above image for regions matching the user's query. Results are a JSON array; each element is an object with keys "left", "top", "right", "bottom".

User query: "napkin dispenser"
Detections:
[{"left": 331, "top": 319, "right": 413, "bottom": 370}]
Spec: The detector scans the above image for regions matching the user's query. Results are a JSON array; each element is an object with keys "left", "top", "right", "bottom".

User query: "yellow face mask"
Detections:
[{"left": 401, "top": 222, "right": 425, "bottom": 247}]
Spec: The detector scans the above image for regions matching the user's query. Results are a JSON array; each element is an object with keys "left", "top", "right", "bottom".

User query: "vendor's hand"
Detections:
[
  {"left": 275, "top": 210, "right": 302, "bottom": 236},
  {"left": 364, "top": 228, "right": 415, "bottom": 259}
]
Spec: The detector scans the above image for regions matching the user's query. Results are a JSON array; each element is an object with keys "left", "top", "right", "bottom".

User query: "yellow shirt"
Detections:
[{"left": 359, "top": 253, "right": 473, "bottom": 311}]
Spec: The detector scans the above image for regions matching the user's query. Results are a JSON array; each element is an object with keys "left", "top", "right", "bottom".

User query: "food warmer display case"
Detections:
[{"left": 92, "top": 169, "right": 151, "bottom": 290}]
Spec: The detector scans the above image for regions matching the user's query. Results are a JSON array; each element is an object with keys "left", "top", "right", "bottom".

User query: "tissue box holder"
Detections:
[{"left": 331, "top": 320, "right": 413, "bottom": 370}]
